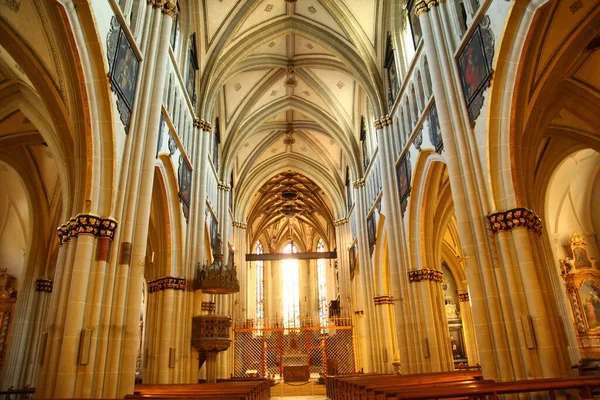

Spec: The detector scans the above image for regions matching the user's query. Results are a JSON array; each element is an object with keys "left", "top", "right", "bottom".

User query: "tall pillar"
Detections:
[
  {"left": 351, "top": 178, "right": 376, "bottom": 372},
  {"left": 373, "top": 118, "right": 419, "bottom": 374},
  {"left": 335, "top": 219, "right": 352, "bottom": 317},
  {"left": 415, "top": 0, "right": 569, "bottom": 379},
  {"left": 458, "top": 292, "right": 479, "bottom": 366}
]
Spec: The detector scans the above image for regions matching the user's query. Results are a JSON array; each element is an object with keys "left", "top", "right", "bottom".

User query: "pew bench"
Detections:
[{"left": 125, "top": 380, "right": 270, "bottom": 400}]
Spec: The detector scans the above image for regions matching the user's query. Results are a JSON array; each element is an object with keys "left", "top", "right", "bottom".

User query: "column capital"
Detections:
[
  {"left": 162, "top": 0, "right": 178, "bottom": 18},
  {"left": 408, "top": 268, "right": 443, "bottom": 283},
  {"left": 334, "top": 217, "right": 349, "bottom": 226},
  {"left": 232, "top": 220, "right": 247, "bottom": 229},
  {"left": 352, "top": 178, "right": 365, "bottom": 188},
  {"left": 373, "top": 115, "right": 392, "bottom": 129},
  {"left": 36, "top": 279, "right": 53, "bottom": 292},
  {"left": 147, "top": 276, "right": 186, "bottom": 293},
  {"left": 195, "top": 118, "right": 212, "bottom": 132},
  {"left": 458, "top": 292, "right": 469, "bottom": 302},
  {"left": 488, "top": 207, "right": 542, "bottom": 236},
  {"left": 57, "top": 214, "right": 118, "bottom": 245},
  {"left": 218, "top": 182, "right": 231, "bottom": 191},
  {"left": 414, "top": 0, "right": 429, "bottom": 17},
  {"left": 374, "top": 295, "right": 394, "bottom": 305}
]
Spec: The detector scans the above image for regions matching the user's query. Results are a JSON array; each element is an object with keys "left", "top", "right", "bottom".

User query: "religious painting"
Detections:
[
  {"left": 349, "top": 240, "right": 358, "bottom": 280},
  {"left": 156, "top": 114, "right": 165, "bottom": 158},
  {"left": 385, "top": 33, "right": 400, "bottom": 108},
  {"left": 178, "top": 156, "right": 192, "bottom": 220},
  {"left": 449, "top": 326, "right": 467, "bottom": 361},
  {"left": 367, "top": 212, "right": 376, "bottom": 257},
  {"left": 396, "top": 152, "right": 412, "bottom": 215},
  {"left": 360, "top": 116, "right": 369, "bottom": 171},
  {"left": 345, "top": 167, "right": 353, "bottom": 212},
  {"left": 186, "top": 33, "right": 199, "bottom": 106},
  {"left": 428, "top": 104, "right": 443, "bottom": 153},
  {"left": 107, "top": 17, "right": 140, "bottom": 129},
  {"left": 208, "top": 211, "right": 219, "bottom": 251},
  {"left": 579, "top": 280, "right": 600, "bottom": 330},
  {"left": 457, "top": 16, "right": 494, "bottom": 125},
  {"left": 407, "top": 0, "right": 422, "bottom": 48}
]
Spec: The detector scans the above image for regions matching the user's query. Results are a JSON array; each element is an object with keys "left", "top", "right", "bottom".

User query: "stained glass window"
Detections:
[
  {"left": 317, "top": 238, "right": 328, "bottom": 331},
  {"left": 282, "top": 243, "right": 299, "bottom": 332},
  {"left": 255, "top": 241, "right": 264, "bottom": 331}
]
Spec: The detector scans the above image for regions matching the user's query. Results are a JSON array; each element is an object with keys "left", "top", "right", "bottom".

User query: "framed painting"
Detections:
[
  {"left": 385, "top": 33, "right": 400, "bottom": 107},
  {"left": 107, "top": 17, "right": 140, "bottom": 129},
  {"left": 449, "top": 326, "right": 467, "bottom": 362},
  {"left": 178, "top": 156, "right": 192, "bottom": 220},
  {"left": 407, "top": 0, "right": 422, "bottom": 48},
  {"left": 579, "top": 280, "right": 600, "bottom": 330},
  {"left": 396, "top": 152, "right": 412, "bottom": 214},
  {"left": 457, "top": 16, "right": 494, "bottom": 125},
  {"left": 349, "top": 240, "right": 357, "bottom": 280},
  {"left": 367, "top": 212, "right": 376, "bottom": 257},
  {"left": 428, "top": 104, "right": 443, "bottom": 153}
]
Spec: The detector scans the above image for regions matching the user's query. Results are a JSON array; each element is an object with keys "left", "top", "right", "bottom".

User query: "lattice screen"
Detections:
[{"left": 233, "top": 319, "right": 355, "bottom": 378}]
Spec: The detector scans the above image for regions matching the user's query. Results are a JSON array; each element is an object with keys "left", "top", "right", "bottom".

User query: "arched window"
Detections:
[
  {"left": 282, "top": 243, "right": 299, "bottom": 331},
  {"left": 255, "top": 241, "right": 264, "bottom": 330},
  {"left": 317, "top": 238, "right": 328, "bottom": 331}
]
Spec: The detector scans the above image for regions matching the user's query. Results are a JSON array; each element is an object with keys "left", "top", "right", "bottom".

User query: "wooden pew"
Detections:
[
  {"left": 125, "top": 380, "right": 270, "bottom": 400},
  {"left": 387, "top": 376, "right": 600, "bottom": 400},
  {"left": 327, "top": 370, "right": 483, "bottom": 400}
]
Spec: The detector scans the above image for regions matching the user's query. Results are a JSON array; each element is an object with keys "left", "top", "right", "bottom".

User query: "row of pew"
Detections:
[
  {"left": 125, "top": 378, "right": 270, "bottom": 400},
  {"left": 325, "top": 370, "right": 600, "bottom": 400}
]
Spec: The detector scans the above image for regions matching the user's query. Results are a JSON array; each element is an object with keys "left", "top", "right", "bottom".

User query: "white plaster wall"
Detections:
[
  {"left": 0, "top": 161, "right": 31, "bottom": 292},
  {"left": 546, "top": 149, "right": 600, "bottom": 261}
]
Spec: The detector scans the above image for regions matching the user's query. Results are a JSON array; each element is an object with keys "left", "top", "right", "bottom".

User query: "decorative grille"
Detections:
[{"left": 233, "top": 318, "right": 354, "bottom": 379}]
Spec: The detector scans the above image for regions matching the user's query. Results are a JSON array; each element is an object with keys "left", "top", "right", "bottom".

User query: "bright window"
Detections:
[
  {"left": 317, "top": 238, "right": 328, "bottom": 330},
  {"left": 282, "top": 243, "right": 299, "bottom": 332},
  {"left": 255, "top": 241, "right": 264, "bottom": 330}
]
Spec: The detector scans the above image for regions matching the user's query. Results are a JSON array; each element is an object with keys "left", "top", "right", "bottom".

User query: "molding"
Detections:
[
  {"left": 218, "top": 182, "right": 232, "bottom": 191},
  {"left": 148, "top": 276, "right": 186, "bottom": 293},
  {"left": 374, "top": 295, "right": 394, "bottom": 305},
  {"left": 488, "top": 207, "right": 542, "bottom": 236},
  {"left": 57, "top": 215, "right": 118, "bottom": 245},
  {"left": 352, "top": 178, "right": 365, "bottom": 188},
  {"left": 373, "top": 115, "right": 392, "bottom": 129},
  {"left": 408, "top": 268, "right": 444, "bottom": 283},
  {"left": 36, "top": 279, "right": 53, "bottom": 293},
  {"left": 232, "top": 220, "right": 247, "bottom": 229},
  {"left": 334, "top": 217, "right": 349, "bottom": 226}
]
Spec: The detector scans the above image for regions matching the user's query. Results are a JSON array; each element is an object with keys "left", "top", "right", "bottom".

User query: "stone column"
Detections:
[
  {"left": 351, "top": 178, "right": 376, "bottom": 372},
  {"left": 458, "top": 292, "right": 479, "bottom": 366},
  {"left": 335, "top": 219, "right": 352, "bottom": 317},
  {"left": 416, "top": 0, "right": 569, "bottom": 379},
  {"left": 373, "top": 118, "right": 417, "bottom": 374}
]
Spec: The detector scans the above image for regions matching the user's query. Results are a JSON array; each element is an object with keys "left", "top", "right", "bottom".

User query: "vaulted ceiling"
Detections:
[{"left": 194, "top": 0, "right": 387, "bottom": 249}]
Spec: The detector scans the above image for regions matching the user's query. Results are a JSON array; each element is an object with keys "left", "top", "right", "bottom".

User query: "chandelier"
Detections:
[{"left": 195, "top": 234, "right": 240, "bottom": 294}]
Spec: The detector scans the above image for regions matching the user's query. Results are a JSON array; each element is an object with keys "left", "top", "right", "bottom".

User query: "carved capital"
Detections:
[
  {"left": 57, "top": 215, "right": 118, "bottom": 245},
  {"left": 374, "top": 115, "right": 392, "bottom": 129},
  {"left": 458, "top": 292, "right": 469, "bottom": 302},
  {"left": 374, "top": 295, "right": 394, "bottom": 305},
  {"left": 232, "top": 220, "right": 247, "bottom": 229},
  {"left": 218, "top": 182, "right": 231, "bottom": 191},
  {"left": 162, "top": 0, "right": 178, "bottom": 17},
  {"left": 148, "top": 276, "right": 186, "bottom": 293},
  {"left": 414, "top": 0, "right": 429, "bottom": 16},
  {"left": 334, "top": 217, "right": 349, "bottom": 226},
  {"left": 36, "top": 279, "right": 53, "bottom": 293},
  {"left": 352, "top": 178, "right": 365, "bottom": 188},
  {"left": 488, "top": 207, "right": 542, "bottom": 236},
  {"left": 408, "top": 268, "right": 443, "bottom": 283}
]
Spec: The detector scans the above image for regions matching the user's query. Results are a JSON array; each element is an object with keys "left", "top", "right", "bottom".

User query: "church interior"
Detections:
[{"left": 0, "top": 0, "right": 600, "bottom": 398}]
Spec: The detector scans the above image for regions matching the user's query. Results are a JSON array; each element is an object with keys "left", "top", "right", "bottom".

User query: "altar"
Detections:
[{"left": 283, "top": 365, "right": 310, "bottom": 382}]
